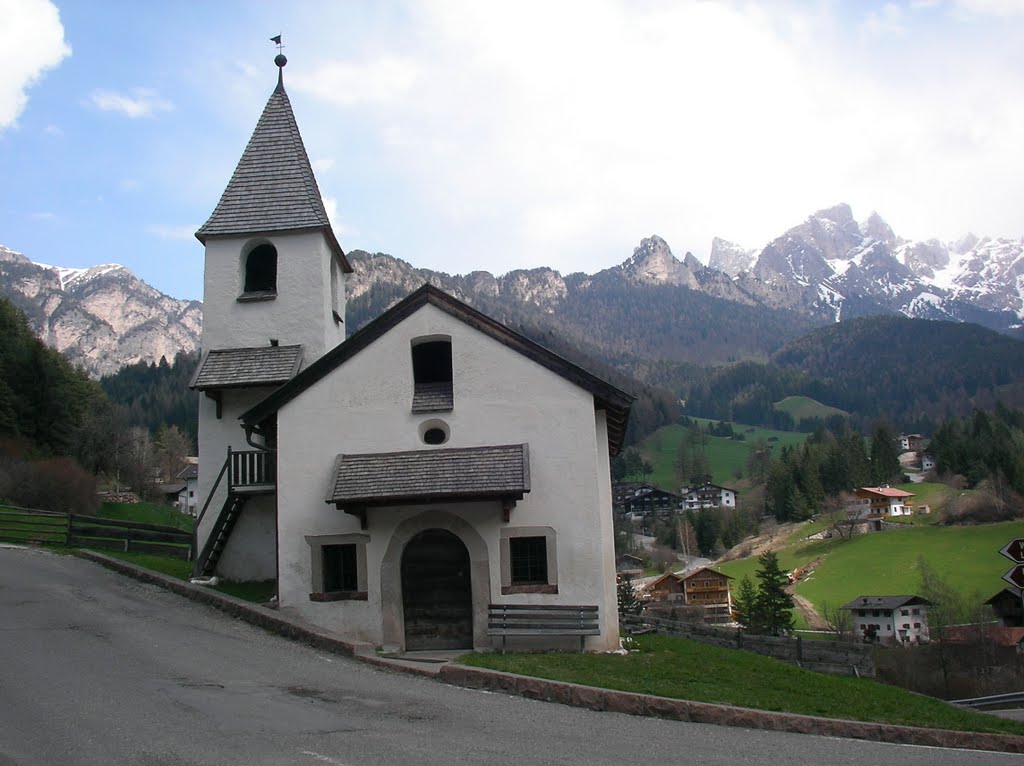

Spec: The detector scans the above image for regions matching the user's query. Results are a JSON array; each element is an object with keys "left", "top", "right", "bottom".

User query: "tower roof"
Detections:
[{"left": 196, "top": 60, "right": 351, "bottom": 271}]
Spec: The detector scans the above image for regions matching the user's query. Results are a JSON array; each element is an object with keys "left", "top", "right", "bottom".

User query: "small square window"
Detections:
[
  {"left": 913, "top": 623, "right": 921, "bottom": 629},
  {"left": 510, "top": 536, "right": 548, "bottom": 585},
  {"left": 323, "top": 544, "right": 358, "bottom": 592},
  {"left": 900, "top": 609, "right": 909, "bottom": 616}
]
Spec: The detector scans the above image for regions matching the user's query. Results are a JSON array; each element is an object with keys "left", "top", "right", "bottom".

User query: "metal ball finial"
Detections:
[{"left": 275, "top": 54, "right": 287, "bottom": 68}]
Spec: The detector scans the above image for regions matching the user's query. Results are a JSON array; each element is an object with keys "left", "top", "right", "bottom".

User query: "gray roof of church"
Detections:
[
  {"left": 190, "top": 345, "right": 303, "bottom": 390},
  {"left": 195, "top": 73, "right": 351, "bottom": 271},
  {"left": 326, "top": 443, "right": 530, "bottom": 506}
]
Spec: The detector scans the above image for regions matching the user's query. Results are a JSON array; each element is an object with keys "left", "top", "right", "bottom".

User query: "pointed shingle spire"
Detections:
[{"left": 196, "top": 55, "right": 350, "bottom": 270}]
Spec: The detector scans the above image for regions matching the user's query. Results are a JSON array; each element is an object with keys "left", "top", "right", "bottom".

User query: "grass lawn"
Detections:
[
  {"left": 794, "top": 520, "right": 1024, "bottom": 611},
  {"left": 101, "top": 550, "right": 193, "bottom": 579},
  {"left": 719, "top": 519, "right": 1024, "bottom": 626},
  {"left": 97, "top": 501, "right": 194, "bottom": 531},
  {"left": 773, "top": 395, "right": 848, "bottom": 423},
  {"left": 638, "top": 422, "right": 807, "bottom": 490},
  {"left": 460, "top": 634, "right": 1024, "bottom": 735},
  {"left": 0, "top": 506, "right": 67, "bottom": 545}
]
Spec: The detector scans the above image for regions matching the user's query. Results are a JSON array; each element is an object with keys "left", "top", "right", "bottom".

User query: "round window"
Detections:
[
  {"left": 418, "top": 419, "right": 450, "bottom": 446},
  {"left": 423, "top": 428, "right": 447, "bottom": 445}
]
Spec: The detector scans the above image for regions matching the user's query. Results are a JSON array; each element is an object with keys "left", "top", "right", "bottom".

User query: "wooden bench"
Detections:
[{"left": 487, "top": 603, "right": 600, "bottom": 652}]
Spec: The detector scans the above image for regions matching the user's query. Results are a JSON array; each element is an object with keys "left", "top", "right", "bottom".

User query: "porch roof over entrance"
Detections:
[{"left": 326, "top": 443, "right": 530, "bottom": 508}]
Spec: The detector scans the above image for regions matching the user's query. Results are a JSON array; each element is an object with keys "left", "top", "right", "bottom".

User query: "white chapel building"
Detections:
[{"left": 189, "top": 55, "right": 633, "bottom": 653}]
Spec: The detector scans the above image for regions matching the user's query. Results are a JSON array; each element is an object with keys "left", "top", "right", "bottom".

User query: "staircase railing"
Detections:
[
  {"left": 191, "top": 450, "right": 230, "bottom": 563},
  {"left": 229, "top": 449, "right": 276, "bottom": 490}
]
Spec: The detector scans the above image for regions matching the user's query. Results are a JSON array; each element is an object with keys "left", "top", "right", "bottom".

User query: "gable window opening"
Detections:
[
  {"left": 242, "top": 243, "right": 278, "bottom": 295},
  {"left": 411, "top": 337, "right": 453, "bottom": 413},
  {"left": 510, "top": 536, "right": 548, "bottom": 585}
]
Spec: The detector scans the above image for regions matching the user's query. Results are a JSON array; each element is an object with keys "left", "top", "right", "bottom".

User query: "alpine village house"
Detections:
[{"left": 189, "top": 54, "right": 633, "bottom": 653}]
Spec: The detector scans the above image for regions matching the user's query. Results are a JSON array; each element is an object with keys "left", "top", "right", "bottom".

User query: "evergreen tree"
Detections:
[
  {"left": 733, "top": 575, "right": 759, "bottom": 630},
  {"left": 617, "top": 575, "right": 641, "bottom": 621},
  {"left": 752, "top": 551, "right": 795, "bottom": 636},
  {"left": 869, "top": 423, "right": 902, "bottom": 485}
]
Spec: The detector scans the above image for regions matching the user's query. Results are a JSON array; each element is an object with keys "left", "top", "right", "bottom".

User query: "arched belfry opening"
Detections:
[
  {"left": 244, "top": 243, "right": 278, "bottom": 293},
  {"left": 400, "top": 528, "right": 473, "bottom": 650}
]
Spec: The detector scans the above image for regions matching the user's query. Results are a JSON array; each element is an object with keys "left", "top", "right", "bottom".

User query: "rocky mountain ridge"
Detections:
[
  {"left": 2, "top": 202, "right": 1021, "bottom": 378},
  {"left": 0, "top": 245, "right": 202, "bottom": 378}
]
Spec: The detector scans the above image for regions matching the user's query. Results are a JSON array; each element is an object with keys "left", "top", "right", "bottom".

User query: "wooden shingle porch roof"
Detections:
[
  {"left": 326, "top": 443, "right": 530, "bottom": 506},
  {"left": 190, "top": 344, "right": 303, "bottom": 390}
]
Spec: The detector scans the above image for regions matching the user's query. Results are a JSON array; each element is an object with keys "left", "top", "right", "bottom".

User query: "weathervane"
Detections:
[{"left": 271, "top": 34, "right": 287, "bottom": 86}]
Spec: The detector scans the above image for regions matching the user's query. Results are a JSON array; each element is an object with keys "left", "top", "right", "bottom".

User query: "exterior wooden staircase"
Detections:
[{"left": 192, "top": 449, "right": 275, "bottom": 577}]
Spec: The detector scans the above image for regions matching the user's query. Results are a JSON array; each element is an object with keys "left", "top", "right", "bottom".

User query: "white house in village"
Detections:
[
  {"left": 841, "top": 595, "right": 931, "bottom": 644},
  {"left": 189, "top": 55, "right": 632, "bottom": 653},
  {"left": 175, "top": 462, "right": 199, "bottom": 515},
  {"left": 852, "top": 486, "right": 915, "bottom": 518},
  {"left": 681, "top": 482, "right": 737, "bottom": 510}
]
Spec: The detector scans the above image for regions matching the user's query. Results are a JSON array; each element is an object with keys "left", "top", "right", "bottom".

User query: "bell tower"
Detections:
[
  {"left": 194, "top": 52, "right": 350, "bottom": 362},
  {"left": 189, "top": 52, "right": 351, "bottom": 581}
]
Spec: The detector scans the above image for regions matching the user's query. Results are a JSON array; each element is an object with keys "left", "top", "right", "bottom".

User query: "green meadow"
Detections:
[
  {"left": 639, "top": 421, "right": 807, "bottom": 490},
  {"left": 717, "top": 518, "right": 1024, "bottom": 623}
]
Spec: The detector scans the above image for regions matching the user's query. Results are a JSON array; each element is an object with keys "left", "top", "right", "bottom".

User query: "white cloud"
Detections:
[
  {"left": 1, "top": 0, "right": 70, "bottom": 131},
  {"left": 30, "top": 211, "right": 57, "bottom": 221},
  {"left": 147, "top": 224, "right": 198, "bottom": 241},
  {"left": 862, "top": 3, "right": 906, "bottom": 36},
  {"left": 954, "top": 0, "right": 1024, "bottom": 16},
  {"left": 44, "top": 123, "right": 63, "bottom": 136},
  {"left": 119, "top": 178, "right": 140, "bottom": 192},
  {"left": 312, "top": 157, "right": 335, "bottom": 174},
  {"left": 292, "top": 56, "right": 420, "bottom": 106},
  {"left": 89, "top": 87, "right": 173, "bottom": 119},
  {"left": 289, "top": 1, "right": 1024, "bottom": 269}
]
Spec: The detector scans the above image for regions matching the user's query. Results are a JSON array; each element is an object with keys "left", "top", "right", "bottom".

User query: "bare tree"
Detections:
[
  {"left": 822, "top": 491, "right": 864, "bottom": 540},
  {"left": 821, "top": 601, "right": 853, "bottom": 639},
  {"left": 118, "top": 427, "right": 158, "bottom": 499},
  {"left": 155, "top": 425, "right": 191, "bottom": 483}
]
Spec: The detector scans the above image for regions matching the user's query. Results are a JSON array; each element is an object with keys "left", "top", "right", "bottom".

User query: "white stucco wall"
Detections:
[
  {"left": 274, "top": 303, "right": 620, "bottom": 651},
  {"left": 201, "top": 230, "right": 345, "bottom": 364},
  {"left": 195, "top": 228, "right": 347, "bottom": 581},
  {"left": 850, "top": 606, "right": 929, "bottom": 643},
  {"left": 195, "top": 387, "right": 278, "bottom": 581}
]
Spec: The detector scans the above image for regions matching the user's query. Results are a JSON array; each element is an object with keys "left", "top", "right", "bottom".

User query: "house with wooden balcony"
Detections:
[
  {"left": 680, "top": 567, "right": 734, "bottom": 624},
  {"left": 681, "top": 483, "right": 737, "bottom": 510},
  {"left": 188, "top": 54, "right": 633, "bottom": 654},
  {"left": 642, "top": 566, "right": 734, "bottom": 624},
  {"left": 852, "top": 486, "right": 915, "bottom": 518}
]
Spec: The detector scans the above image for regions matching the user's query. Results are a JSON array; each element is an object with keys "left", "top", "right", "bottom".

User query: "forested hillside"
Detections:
[
  {"left": 678, "top": 316, "right": 1024, "bottom": 433},
  {"left": 0, "top": 297, "right": 106, "bottom": 456},
  {"left": 101, "top": 351, "right": 199, "bottom": 447}
]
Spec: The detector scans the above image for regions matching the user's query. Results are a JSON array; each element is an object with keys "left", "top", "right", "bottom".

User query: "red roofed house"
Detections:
[{"left": 853, "top": 487, "right": 915, "bottom": 518}]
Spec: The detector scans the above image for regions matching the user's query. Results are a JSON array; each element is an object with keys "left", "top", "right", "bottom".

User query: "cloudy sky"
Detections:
[{"left": 2, "top": 0, "right": 1023, "bottom": 301}]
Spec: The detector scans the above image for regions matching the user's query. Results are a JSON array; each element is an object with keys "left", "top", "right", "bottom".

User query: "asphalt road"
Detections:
[{"left": 0, "top": 545, "right": 1018, "bottom": 765}]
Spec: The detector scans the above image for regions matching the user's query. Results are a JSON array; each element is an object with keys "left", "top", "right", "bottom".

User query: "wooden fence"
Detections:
[
  {"left": 623, "top": 614, "right": 876, "bottom": 677},
  {"left": 0, "top": 505, "right": 193, "bottom": 559}
]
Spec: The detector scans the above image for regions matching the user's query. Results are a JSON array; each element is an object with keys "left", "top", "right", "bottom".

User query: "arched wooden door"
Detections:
[{"left": 400, "top": 529, "right": 473, "bottom": 650}]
